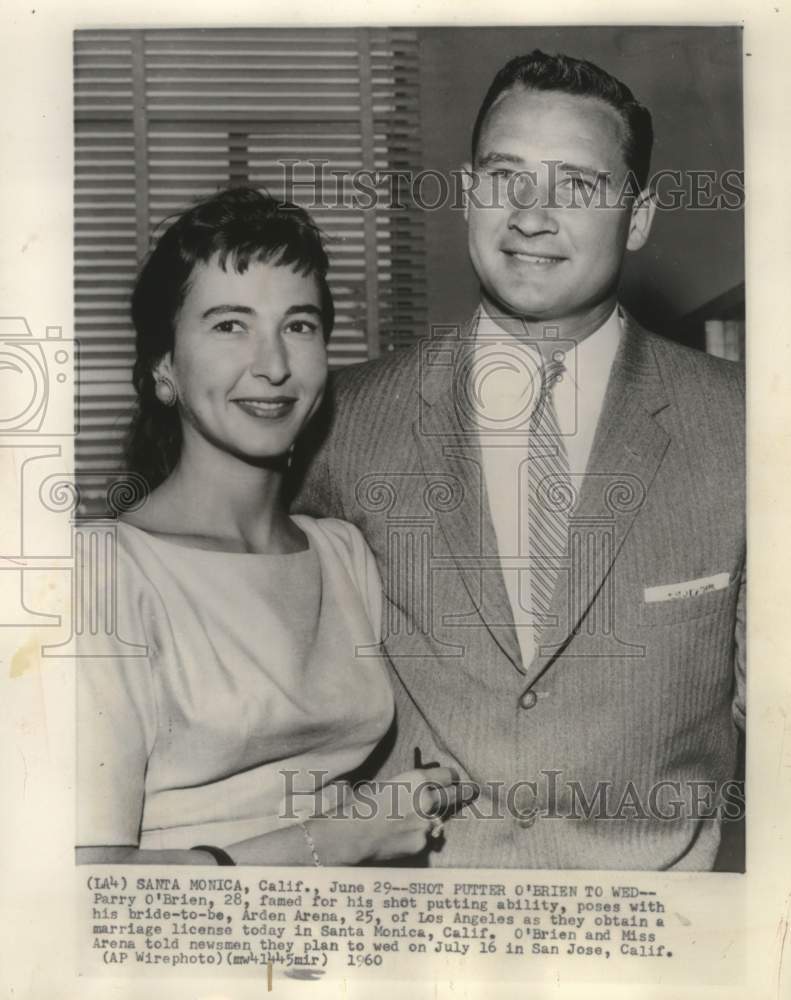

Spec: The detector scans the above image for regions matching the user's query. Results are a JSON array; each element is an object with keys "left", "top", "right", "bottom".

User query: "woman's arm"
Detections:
[
  {"left": 76, "top": 821, "right": 355, "bottom": 866},
  {"left": 77, "top": 818, "right": 361, "bottom": 866},
  {"left": 77, "top": 767, "right": 465, "bottom": 866}
]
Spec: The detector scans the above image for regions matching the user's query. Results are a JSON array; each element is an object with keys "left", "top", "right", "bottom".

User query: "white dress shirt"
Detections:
[{"left": 472, "top": 304, "right": 622, "bottom": 669}]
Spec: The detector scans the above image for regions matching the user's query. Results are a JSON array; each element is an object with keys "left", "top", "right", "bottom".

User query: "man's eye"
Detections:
[
  {"left": 559, "top": 175, "right": 592, "bottom": 190},
  {"left": 213, "top": 319, "right": 245, "bottom": 334}
]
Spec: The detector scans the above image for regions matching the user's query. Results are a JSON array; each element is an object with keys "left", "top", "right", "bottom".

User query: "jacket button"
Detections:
[
  {"left": 519, "top": 689, "right": 538, "bottom": 710},
  {"left": 517, "top": 813, "right": 537, "bottom": 829},
  {"left": 512, "top": 785, "right": 538, "bottom": 828}
]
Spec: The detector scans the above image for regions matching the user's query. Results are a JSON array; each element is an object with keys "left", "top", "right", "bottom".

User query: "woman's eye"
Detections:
[
  {"left": 286, "top": 319, "right": 319, "bottom": 335},
  {"left": 213, "top": 319, "right": 245, "bottom": 334}
]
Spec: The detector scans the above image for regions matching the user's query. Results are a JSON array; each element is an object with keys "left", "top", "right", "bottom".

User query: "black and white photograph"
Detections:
[
  {"left": 1, "top": 4, "right": 790, "bottom": 998},
  {"left": 73, "top": 25, "right": 745, "bottom": 872}
]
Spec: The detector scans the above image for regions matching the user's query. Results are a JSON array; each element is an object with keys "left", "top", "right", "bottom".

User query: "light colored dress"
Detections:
[{"left": 76, "top": 515, "right": 392, "bottom": 851}]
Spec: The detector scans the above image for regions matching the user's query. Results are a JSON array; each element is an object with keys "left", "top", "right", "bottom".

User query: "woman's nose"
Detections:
[{"left": 250, "top": 332, "right": 290, "bottom": 384}]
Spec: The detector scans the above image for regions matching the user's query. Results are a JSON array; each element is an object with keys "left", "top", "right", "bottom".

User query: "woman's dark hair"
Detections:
[
  {"left": 125, "top": 186, "right": 334, "bottom": 489},
  {"left": 471, "top": 50, "right": 654, "bottom": 190}
]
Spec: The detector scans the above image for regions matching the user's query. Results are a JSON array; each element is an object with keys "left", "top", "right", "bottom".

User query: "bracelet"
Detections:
[
  {"left": 298, "top": 820, "right": 322, "bottom": 866},
  {"left": 192, "top": 844, "right": 236, "bottom": 866}
]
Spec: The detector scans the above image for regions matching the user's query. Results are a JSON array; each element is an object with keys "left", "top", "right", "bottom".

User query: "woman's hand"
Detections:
[
  {"left": 77, "top": 768, "right": 476, "bottom": 868},
  {"left": 306, "top": 766, "right": 470, "bottom": 864}
]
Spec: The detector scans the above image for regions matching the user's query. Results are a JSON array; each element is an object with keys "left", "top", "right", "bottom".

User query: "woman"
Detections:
[{"left": 76, "top": 187, "right": 460, "bottom": 866}]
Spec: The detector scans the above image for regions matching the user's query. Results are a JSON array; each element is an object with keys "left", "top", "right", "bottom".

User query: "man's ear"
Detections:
[
  {"left": 460, "top": 162, "right": 475, "bottom": 223},
  {"left": 626, "top": 188, "right": 656, "bottom": 252}
]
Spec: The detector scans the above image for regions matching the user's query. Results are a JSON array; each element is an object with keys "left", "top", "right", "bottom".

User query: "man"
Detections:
[{"left": 294, "top": 50, "right": 745, "bottom": 870}]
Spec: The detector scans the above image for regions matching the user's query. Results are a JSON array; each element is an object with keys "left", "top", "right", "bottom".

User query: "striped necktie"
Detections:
[{"left": 527, "top": 358, "right": 571, "bottom": 635}]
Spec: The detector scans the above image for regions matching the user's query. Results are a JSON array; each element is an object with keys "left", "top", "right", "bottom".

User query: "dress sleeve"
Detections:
[
  {"left": 306, "top": 517, "right": 383, "bottom": 640},
  {"left": 347, "top": 527, "right": 383, "bottom": 640},
  {"left": 76, "top": 548, "right": 158, "bottom": 846}
]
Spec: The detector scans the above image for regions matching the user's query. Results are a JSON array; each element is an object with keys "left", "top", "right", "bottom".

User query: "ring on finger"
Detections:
[{"left": 423, "top": 785, "right": 444, "bottom": 816}]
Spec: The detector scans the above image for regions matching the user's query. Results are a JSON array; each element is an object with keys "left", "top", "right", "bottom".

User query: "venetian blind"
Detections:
[{"left": 74, "top": 27, "right": 425, "bottom": 514}]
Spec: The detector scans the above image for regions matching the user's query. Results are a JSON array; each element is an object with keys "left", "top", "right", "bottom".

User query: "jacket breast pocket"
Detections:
[{"left": 636, "top": 571, "right": 741, "bottom": 627}]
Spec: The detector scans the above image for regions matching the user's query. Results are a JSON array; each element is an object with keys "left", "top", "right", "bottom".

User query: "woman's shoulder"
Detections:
[
  {"left": 114, "top": 519, "right": 170, "bottom": 570},
  {"left": 291, "top": 514, "right": 371, "bottom": 563},
  {"left": 106, "top": 520, "right": 186, "bottom": 605},
  {"left": 73, "top": 521, "right": 163, "bottom": 655},
  {"left": 75, "top": 518, "right": 150, "bottom": 576},
  {"left": 291, "top": 516, "right": 382, "bottom": 635}
]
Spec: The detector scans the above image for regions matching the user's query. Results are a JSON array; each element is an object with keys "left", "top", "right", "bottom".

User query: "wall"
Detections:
[{"left": 417, "top": 26, "right": 744, "bottom": 337}]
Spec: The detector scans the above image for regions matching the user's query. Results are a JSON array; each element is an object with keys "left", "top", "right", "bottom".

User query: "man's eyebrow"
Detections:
[
  {"left": 476, "top": 153, "right": 609, "bottom": 180},
  {"left": 475, "top": 151, "right": 525, "bottom": 168},
  {"left": 556, "top": 161, "right": 610, "bottom": 180}
]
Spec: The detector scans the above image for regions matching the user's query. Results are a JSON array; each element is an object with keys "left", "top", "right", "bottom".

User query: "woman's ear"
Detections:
[
  {"left": 152, "top": 353, "right": 178, "bottom": 407},
  {"left": 152, "top": 352, "right": 174, "bottom": 382}
]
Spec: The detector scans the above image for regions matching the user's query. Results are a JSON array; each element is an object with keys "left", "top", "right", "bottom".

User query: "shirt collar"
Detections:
[
  {"left": 476, "top": 303, "right": 622, "bottom": 381},
  {"left": 477, "top": 302, "right": 621, "bottom": 348}
]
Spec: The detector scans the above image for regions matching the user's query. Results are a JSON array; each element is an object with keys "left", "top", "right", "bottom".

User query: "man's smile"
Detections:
[{"left": 502, "top": 249, "right": 567, "bottom": 267}]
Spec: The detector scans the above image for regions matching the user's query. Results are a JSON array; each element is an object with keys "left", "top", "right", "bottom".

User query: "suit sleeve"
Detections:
[
  {"left": 731, "top": 363, "right": 746, "bottom": 733},
  {"left": 732, "top": 564, "right": 746, "bottom": 732}
]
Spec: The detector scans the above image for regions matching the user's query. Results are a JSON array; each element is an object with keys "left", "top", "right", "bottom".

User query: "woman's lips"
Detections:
[{"left": 233, "top": 398, "right": 297, "bottom": 418}]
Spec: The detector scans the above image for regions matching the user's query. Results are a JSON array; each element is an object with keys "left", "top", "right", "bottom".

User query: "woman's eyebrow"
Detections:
[
  {"left": 201, "top": 304, "right": 256, "bottom": 319},
  {"left": 284, "top": 304, "right": 322, "bottom": 317}
]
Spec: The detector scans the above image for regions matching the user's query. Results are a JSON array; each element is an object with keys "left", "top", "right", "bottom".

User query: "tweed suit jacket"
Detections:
[{"left": 293, "top": 313, "right": 746, "bottom": 870}]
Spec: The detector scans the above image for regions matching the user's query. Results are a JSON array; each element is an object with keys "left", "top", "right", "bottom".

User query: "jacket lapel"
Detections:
[
  {"left": 521, "top": 312, "right": 672, "bottom": 686},
  {"left": 411, "top": 313, "right": 673, "bottom": 687},
  {"left": 413, "top": 324, "right": 523, "bottom": 671}
]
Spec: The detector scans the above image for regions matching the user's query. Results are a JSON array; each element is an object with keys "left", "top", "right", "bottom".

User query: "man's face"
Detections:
[{"left": 465, "top": 87, "right": 653, "bottom": 331}]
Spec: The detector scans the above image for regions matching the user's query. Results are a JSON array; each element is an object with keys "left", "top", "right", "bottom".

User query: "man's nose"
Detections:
[
  {"left": 507, "top": 173, "right": 558, "bottom": 235},
  {"left": 250, "top": 332, "right": 290, "bottom": 383}
]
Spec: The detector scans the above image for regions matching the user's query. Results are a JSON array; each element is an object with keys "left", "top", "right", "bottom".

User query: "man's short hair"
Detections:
[{"left": 471, "top": 49, "right": 654, "bottom": 190}]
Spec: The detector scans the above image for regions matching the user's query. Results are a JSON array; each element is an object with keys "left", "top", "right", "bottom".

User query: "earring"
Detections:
[{"left": 154, "top": 375, "right": 177, "bottom": 407}]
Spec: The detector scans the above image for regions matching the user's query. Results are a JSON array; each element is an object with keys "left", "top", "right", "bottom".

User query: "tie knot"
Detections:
[
  {"left": 529, "top": 357, "right": 565, "bottom": 429},
  {"left": 542, "top": 358, "right": 565, "bottom": 396}
]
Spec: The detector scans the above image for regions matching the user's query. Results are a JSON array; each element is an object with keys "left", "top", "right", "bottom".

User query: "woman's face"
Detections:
[{"left": 158, "top": 254, "right": 328, "bottom": 465}]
